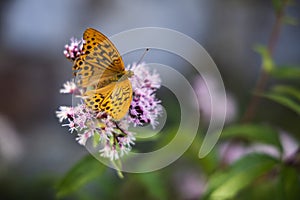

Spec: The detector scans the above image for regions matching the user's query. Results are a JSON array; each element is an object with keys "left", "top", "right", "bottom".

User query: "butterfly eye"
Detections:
[{"left": 117, "top": 74, "right": 123, "bottom": 79}]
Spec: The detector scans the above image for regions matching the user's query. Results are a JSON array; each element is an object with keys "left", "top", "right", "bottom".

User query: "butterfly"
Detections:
[{"left": 72, "top": 28, "right": 134, "bottom": 120}]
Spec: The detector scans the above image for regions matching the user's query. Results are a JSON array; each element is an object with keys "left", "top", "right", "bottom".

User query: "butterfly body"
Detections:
[{"left": 72, "top": 28, "right": 133, "bottom": 120}]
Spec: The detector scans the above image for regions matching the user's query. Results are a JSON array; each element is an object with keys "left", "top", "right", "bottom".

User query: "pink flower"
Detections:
[
  {"left": 193, "top": 75, "right": 237, "bottom": 123},
  {"left": 127, "top": 63, "right": 162, "bottom": 128},
  {"left": 56, "top": 106, "right": 74, "bottom": 123},
  {"left": 59, "top": 80, "right": 78, "bottom": 94},
  {"left": 63, "top": 37, "right": 84, "bottom": 60},
  {"left": 219, "top": 131, "right": 299, "bottom": 164}
]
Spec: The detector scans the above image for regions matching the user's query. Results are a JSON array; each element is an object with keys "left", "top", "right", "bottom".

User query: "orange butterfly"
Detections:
[{"left": 73, "top": 28, "right": 134, "bottom": 120}]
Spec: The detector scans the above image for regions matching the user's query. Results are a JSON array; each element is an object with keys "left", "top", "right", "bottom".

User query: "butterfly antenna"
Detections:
[{"left": 137, "top": 48, "right": 150, "bottom": 65}]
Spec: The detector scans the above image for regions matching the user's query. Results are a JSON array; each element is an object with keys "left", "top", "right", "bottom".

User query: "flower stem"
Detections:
[
  {"left": 221, "top": 1, "right": 288, "bottom": 167},
  {"left": 241, "top": 0, "right": 287, "bottom": 122},
  {"left": 111, "top": 159, "right": 124, "bottom": 179}
]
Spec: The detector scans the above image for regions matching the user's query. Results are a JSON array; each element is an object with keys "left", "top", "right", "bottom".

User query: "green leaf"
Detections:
[
  {"left": 271, "top": 85, "right": 300, "bottom": 101},
  {"left": 221, "top": 124, "right": 283, "bottom": 153},
  {"left": 56, "top": 155, "right": 105, "bottom": 198},
  {"left": 260, "top": 85, "right": 300, "bottom": 115},
  {"left": 261, "top": 93, "right": 300, "bottom": 115},
  {"left": 203, "top": 153, "right": 279, "bottom": 200},
  {"left": 111, "top": 159, "right": 124, "bottom": 179},
  {"left": 135, "top": 172, "right": 168, "bottom": 200},
  {"left": 235, "top": 170, "right": 283, "bottom": 200},
  {"left": 253, "top": 44, "right": 274, "bottom": 72},
  {"left": 280, "top": 166, "right": 300, "bottom": 200},
  {"left": 270, "top": 65, "right": 300, "bottom": 79},
  {"left": 272, "top": 0, "right": 283, "bottom": 13},
  {"left": 283, "top": 16, "right": 298, "bottom": 26}
]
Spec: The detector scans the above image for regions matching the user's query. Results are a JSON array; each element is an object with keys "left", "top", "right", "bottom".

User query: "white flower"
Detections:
[
  {"left": 99, "top": 144, "right": 120, "bottom": 160},
  {"left": 76, "top": 130, "right": 93, "bottom": 145},
  {"left": 128, "top": 62, "right": 161, "bottom": 90},
  {"left": 119, "top": 145, "right": 131, "bottom": 157},
  {"left": 57, "top": 102, "right": 136, "bottom": 160},
  {"left": 56, "top": 106, "right": 74, "bottom": 122},
  {"left": 60, "top": 80, "right": 77, "bottom": 94},
  {"left": 119, "top": 131, "right": 136, "bottom": 146}
]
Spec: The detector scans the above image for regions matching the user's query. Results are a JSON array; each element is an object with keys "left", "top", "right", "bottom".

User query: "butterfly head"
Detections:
[
  {"left": 126, "top": 70, "right": 134, "bottom": 78},
  {"left": 117, "top": 70, "right": 134, "bottom": 82}
]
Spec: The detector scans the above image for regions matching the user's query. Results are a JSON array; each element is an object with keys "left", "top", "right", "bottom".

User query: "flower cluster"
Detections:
[
  {"left": 127, "top": 63, "right": 162, "bottom": 128},
  {"left": 63, "top": 37, "right": 84, "bottom": 61},
  {"left": 56, "top": 104, "right": 135, "bottom": 160},
  {"left": 56, "top": 38, "right": 162, "bottom": 160}
]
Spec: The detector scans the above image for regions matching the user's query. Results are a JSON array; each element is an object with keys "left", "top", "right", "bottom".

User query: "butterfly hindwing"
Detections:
[
  {"left": 83, "top": 83, "right": 115, "bottom": 111},
  {"left": 100, "top": 79, "right": 133, "bottom": 120},
  {"left": 83, "top": 79, "right": 132, "bottom": 120}
]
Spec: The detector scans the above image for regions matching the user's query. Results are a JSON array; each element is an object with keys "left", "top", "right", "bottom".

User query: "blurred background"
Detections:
[{"left": 0, "top": 0, "right": 299, "bottom": 199}]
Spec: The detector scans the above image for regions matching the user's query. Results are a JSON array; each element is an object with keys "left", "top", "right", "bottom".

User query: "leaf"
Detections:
[
  {"left": 111, "top": 159, "right": 124, "bottom": 179},
  {"left": 234, "top": 170, "right": 282, "bottom": 200},
  {"left": 280, "top": 166, "right": 300, "bottom": 200},
  {"left": 56, "top": 155, "right": 105, "bottom": 198},
  {"left": 261, "top": 92, "right": 300, "bottom": 115},
  {"left": 230, "top": 163, "right": 300, "bottom": 200},
  {"left": 271, "top": 85, "right": 300, "bottom": 101},
  {"left": 272, "top": 0, "right": 284, "bottom": 13},
  {"left": 253, "top": 44, "right": 274, "bottom": 72},
  {"left": 221, "top": 124, "right": 283, "bottom": 153},
  {"left": 203, "top": 153, "right": 279, "bottom": 200},
  {"left": 135, "top": 172, "right": 168, "bottom": 200},
  {"left": 260, "top": 85, "right": 300, "bottom": 115},
  {"left": 283, "top": 16, "right": 298, "bottom": 26},
  {"left": 270, "top": 65, "right": 300, "bottom": 79}
]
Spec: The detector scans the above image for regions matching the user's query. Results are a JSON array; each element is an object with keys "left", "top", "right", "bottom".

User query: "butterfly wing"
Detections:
[
  {"left": 102, "top": 78, "right": 132, "bottom": 120},
  {"left": 73, "top": 28, "right": 125, "bottom": 88},
  {"left": 84, "top": 83, "right": 114, "bottom": 111},
  {"left": 74, "top": 28, "right": 133, "bottom": 120},
  {"left": 84, "top": 78, "right": 132, "bottom": 120}
]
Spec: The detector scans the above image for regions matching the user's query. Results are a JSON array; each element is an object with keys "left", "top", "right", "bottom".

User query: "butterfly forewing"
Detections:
[{"left": 73, "top": 28, "right": 125, "bottom": 88}]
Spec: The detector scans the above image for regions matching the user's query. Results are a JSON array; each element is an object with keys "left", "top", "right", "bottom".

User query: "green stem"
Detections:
[
  {"left": 111, "top": 159, "right": 124, "bottom": 179},
  {"left": 221, "top": 1, "right": 288, "bottom": 167},
  {"left": 241, "top": 0, "right": 287, "bottom": 122}
]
